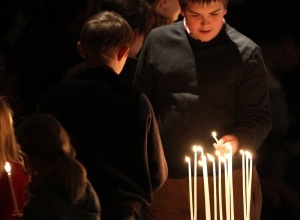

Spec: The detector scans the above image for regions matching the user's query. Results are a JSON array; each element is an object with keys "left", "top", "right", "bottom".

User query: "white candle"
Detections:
[
  {"left": 208, "top": 154, "right": 217, "bottom": 220},
  {"left": 212, "top": 131, "right": 220, "bottom": 145},
  {"left": 221, "top": 157, "right": 230, "bottom": 220},
  {"left": 240, "top": 150, "right": 247, "bottom": 220},
  {"left": 245, "top": 151, "right": 249, "bottom": 220},
  {"left": 245, "top": 151, "right": 252, "bottom": 220},
  {"left": 193, "top": 146, "right": 198, "bottom": 220},
  {"left": 216, "top": 151, "right": 223, "bottom": 220},
  {"left": 4, "top": 162, "right": 19, "bottom": 212},
  {"left": 186, "top": 156, "right": 194, "bottom": 220},
  {"left": 200, "top": 155, "right": 211, "bottom": 220},
  {"left": 226, "top": 145, "right": 234, "bottom": 220}
]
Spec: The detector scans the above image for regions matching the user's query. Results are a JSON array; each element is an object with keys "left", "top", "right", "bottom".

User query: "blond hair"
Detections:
[{"left": 0, "top": 96, "right": 20, "bottom": 176}]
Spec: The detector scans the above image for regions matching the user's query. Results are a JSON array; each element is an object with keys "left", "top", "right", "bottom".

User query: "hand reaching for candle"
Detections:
[{"left": 213, "top": 135, "right": 238, "bottom": 156}]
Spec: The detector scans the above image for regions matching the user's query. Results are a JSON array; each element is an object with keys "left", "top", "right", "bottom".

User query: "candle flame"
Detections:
[
  {"left": 4, "top": 162, "right": 11, "bottom": 173},
  {"left": 220, "top": 156, "right": 227, "bottom": 163},
  {"left": 245, "top": 151, "right": 252, "bottom": 159},
  {"left": 212, "top": 131, "right": 217, "bottom": 138},
  {"left": 215, "top": 150, "right": 220, "bottom": 156},
  {"left": 207, "top": 153, "right": 215, "bottom": 162},
  {"left": 198, "top": 160, "right": 203, "bottom": 166},
  {"left": 197, "top": 145, "right": 203, "bottom": 152},
  {"left": 240, "top": 149, "right": 245, "bottom": 155},
  {"left": 185, "top": 156, "right": 191, "bottom": 162},
  {"left": 226, "top": 144, "right": 232, "bottom": 149},
  {"left": 193, "top": 145, "right": 198, "bottom": 152},
  {"left": 193, "top": 145, "right": 203, "bottom": 153},
  {"left": 212, "top": 131, "right": 220, "bottom": 144}
]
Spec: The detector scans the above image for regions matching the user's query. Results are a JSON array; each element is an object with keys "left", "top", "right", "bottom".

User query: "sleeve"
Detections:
[
  {"left": 139, "top": 93, "right": 168, "bottom": 190},
  {"left": 232, "top": 47, "right": 272, "bottom": 150}
]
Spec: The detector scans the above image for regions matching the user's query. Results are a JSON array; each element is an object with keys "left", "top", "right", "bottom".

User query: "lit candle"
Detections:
[
  {"left": 186, "top": 156, "right": 194, "bottom": 220},
  {"left": 212, "top": 131, "right": 220, "bottom": 145},
  {"left": 226, "top": 145, "right": 234, "bottom": 220},
  {"left": 193, "top": 146, "right": 198, "bottom": 220},
  {"left": 216, "top": 151, "right": 223, "bottom": 220},
  {"left": 221, "top": 156, "right": 230, "bottom": 220},
  {"left": 199, "top": 155, "right": 211, "bottom": 220},
  {"left": 245, "top": 151, "right": 252, "bottom": 220},
  {"left": 245, "top": 151, "right": 249, "bottom": 220},
  {"left": 240, "top": 150, "right": 246, "bottom": 220},
  {"left": 4, "top": 162, "right": 19, "bottom": 212},
  {"left": 207, "top": 153, "right": 217, "bottom": 220}
]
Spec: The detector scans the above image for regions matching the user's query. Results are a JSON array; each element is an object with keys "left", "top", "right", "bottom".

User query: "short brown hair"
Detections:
[
  {"left": 79, "top": 11, "right": 134, "bottom": 63},
  {"left": 178, "top": 0, "right": 229, "bottom": 9}
]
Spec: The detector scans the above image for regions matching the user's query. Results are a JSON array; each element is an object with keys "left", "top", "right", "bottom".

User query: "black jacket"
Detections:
[{"left": 37, "top": 65, "right": 168, "bottom": 219}]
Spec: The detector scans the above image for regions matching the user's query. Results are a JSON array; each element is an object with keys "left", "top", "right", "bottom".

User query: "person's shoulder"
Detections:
[
  {"left": 225, "top": 23, "right": 261, "bottom": 59},
  {"left": 148, "top": 20, "right": 184, "bottom": 38},
  {"left": 226, "top": 23, "right": 257, "bottom": 47}
]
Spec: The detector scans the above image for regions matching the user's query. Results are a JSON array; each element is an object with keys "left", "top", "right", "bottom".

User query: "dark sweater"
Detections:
[
  {"left": 134, "top": 21, "right": 272, "bottom": 178},
  {"left": 37, "top": 65, "right": 168, "bottom": 219}
]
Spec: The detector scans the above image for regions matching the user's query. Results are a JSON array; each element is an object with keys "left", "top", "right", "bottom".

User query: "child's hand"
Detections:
[{"left": 213, "top": 135, "right": 238, "bottom": 156}]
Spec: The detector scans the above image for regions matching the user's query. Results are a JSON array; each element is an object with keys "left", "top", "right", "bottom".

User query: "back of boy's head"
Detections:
[
  {"left": 79, "top": 11, "right": 134, "bottom": 63},
  {"left": 178, "top": 0, "right": 229, "bottom": 9},
  {"left": 97, "top": 0, "right": 151, "bottom": 35}
]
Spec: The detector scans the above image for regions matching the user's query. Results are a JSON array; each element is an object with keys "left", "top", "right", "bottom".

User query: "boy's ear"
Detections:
[
  {"left": 117, "top": 47, "right": 130, "bottom": 61},
  {"left": 133, "top": 28, "right": 140, "bottom": 43},
  {"left": 157, "top": 0, "right": 167, "bottom": 10},
  {"left": 77, "top": 41, "right": 86, "bottom": 58}
]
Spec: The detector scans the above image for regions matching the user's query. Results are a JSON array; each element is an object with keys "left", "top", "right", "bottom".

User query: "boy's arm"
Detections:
[{"left": 139, "top": 93, "right": 168, "bottom": 190}]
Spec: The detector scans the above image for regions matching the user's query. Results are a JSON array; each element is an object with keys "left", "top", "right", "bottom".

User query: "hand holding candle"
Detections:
[
  {"left": 4, "top": 162, "right": 19, "bottom": 212},
  {"left": 213, "top": 134, "right": 238, "bottom": 156}
]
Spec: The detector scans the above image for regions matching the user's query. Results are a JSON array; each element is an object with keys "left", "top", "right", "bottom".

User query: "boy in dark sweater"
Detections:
[
  {"left": 134, "top": 0, "right": 272, "bottom": 219},
  {"left": 37, "top": 11, "right": 168, "bottom": 220}
]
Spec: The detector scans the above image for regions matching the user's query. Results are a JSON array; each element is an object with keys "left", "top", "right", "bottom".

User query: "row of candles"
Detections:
[
  {"left": 4, "top": 132, "right": 252, "bottom": 219},
  {"left": 185, "top": 132, "right": 253, "bottom": 220}
]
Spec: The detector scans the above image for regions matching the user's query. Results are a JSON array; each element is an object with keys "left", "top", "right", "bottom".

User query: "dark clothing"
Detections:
[
  {"left": 37, "top": 65, "right": 168, "bottom": 219},
  {"left": 119, "top": 57, "right": 138, "bottom": 85},
  {"left": 22, "top": 182, "right": 100, "bottom": 220},
  {"left": 134, "top": 21, "right": 272, "bottom": 178}
]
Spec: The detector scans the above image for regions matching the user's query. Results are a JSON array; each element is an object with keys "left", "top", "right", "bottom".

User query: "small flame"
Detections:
[
  {"left": 245, "top": 151, "right": 252, "bottom": 159},
  {"left": 212, "top": 131, "right": 217, "bottom": 138},
  {"left": 4, "top": 162, "right": 11, "bottom": 173},
  {"left": 220, "top": 156, "right": 227, "bottom": 164},
  {"left": 198, "top": 160, "right": 203, "bottom": 166},
  {"left": 197, "top": 145, "right": 203, "bottom": 152},
  {"left": 207, "top": 153, "right": 215, "bottom": 162}
]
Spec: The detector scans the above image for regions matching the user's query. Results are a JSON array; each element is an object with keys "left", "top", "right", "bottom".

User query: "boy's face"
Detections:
[{"left": 181, "top": 1, "right": 227, "bottom": 42}]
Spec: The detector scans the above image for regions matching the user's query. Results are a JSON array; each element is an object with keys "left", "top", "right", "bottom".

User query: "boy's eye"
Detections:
[
  {"left": 191, "top": 13, "right": 199, "bottom": 17},
  {"left": 211, "top": 13, "right": 218, "bottom": 16}
]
